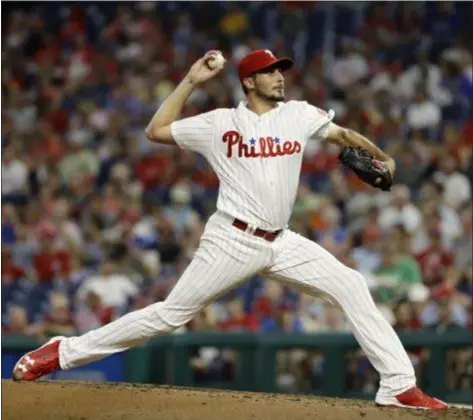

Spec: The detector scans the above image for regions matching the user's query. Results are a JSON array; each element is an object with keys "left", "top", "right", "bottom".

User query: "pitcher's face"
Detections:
[{"left": 247, "top": 67, "right": 285, "bottom": 101}]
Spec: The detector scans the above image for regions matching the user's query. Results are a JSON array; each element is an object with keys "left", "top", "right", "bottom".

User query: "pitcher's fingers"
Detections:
[{"left": 203, "top": 50, "right": 220, "bottom": 60}]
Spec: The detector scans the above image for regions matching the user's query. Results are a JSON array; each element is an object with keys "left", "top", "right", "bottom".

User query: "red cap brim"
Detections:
[{"left": 262, "top": 58, "right": 294, "bottom": 73}]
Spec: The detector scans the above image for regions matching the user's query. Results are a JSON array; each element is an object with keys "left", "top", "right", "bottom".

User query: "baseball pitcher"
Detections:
[{"left": 13, "top": 50, "right": 446, "bottom": 411}]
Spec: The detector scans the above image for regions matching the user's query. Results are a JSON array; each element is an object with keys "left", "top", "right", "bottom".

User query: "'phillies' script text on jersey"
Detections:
[{"left": 222, "top": 131, "right": 302, "bottom": 158}]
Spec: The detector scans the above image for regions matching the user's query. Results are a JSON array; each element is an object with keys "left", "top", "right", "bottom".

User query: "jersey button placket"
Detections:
[
  {"left": 262, "top": 119, "right": 276, "bottom": 225},
  {"left": 256, "top": 120, "right": 270, "bottom": 223}
]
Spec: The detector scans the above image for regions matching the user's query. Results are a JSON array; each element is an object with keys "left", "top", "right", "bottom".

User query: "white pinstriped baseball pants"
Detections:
[{"left": 60, "top": 211, "right": 415, "bottom": 397}]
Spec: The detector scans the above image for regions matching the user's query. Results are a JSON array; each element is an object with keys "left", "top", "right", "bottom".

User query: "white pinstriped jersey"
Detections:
[{"left": 171, "top": 101, "right": 335, "bottom": 230}]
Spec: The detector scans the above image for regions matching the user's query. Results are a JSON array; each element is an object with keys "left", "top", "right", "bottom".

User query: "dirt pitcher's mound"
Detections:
[{"left": 2, "top": 380, "right": 469, "bottom": 420}]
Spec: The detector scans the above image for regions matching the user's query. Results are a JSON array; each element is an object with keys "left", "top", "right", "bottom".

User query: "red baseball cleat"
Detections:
[
  {"left": 12, "top": 337, "right": 64, "bottom": 382},
  {"left": 376, "top": 387, "right": 448, "bottom": 411}
]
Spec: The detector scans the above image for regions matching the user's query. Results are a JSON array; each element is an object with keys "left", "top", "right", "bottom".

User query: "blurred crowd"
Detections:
[{"left": 2, "top": 2, "right": 472, "bottom": 392}]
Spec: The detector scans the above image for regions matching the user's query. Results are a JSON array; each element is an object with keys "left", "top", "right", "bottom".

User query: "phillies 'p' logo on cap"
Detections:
[{"left": 237, "top": 49, "right": 294, "bottom": 82}]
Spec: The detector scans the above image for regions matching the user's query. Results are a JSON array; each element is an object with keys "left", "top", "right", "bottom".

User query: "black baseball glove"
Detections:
[{"left": 338, "top": 147, "right": 393, "bottom": 191}]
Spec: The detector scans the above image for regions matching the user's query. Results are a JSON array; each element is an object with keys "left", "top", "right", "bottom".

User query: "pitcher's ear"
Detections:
[{"left": 242, "top": 76, "right": 255, "bottom": 94}]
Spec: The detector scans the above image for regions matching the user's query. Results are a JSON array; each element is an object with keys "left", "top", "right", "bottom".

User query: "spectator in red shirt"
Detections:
[
  {"left": 219, "top": 298, "right": 259, "bottom": 332},
  {"left": 75, "top": 291, "right": 115, "bottom": 334},
  {"left": 301, "top": 141, "right": 339, "bottom": 177},
  {"left": 393, "top": 301, "right": 422, "bottom": 331},
  {"left": 252, "top": 281, "right": 287, "bottom": 319},
  {"left": 365, "top": 3, "right": 396, "bottom": 32},
  {"left": 34, "top": 35, "right": 60, "bottom": 68},
  {"left": 251, "top": 281, "right": 297, "bottom": 331},
  {"left": 43, "top": 97, "right": 70, "bottom": 137},
  {"left": 1, "top": 247, "right": 25, "bottom": 284},
  {"left": 59, "top": 5, "right": 86, "bottom": 42},
  {"left": 416, "top": 227, "right": 454, "bottom": 287},
  {"left": 135, "top": 150, "right": 175, "bottom": 190},
  {"left": 33, "top": 228, "right": 72, "bottom": 282}
]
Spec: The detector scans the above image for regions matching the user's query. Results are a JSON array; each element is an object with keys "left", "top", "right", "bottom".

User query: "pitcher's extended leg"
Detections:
[
  {"left": 37, "top": 217, "right": 271, "bottom": 373},
  {"left": 267, "top": 230, "right": 415, "bottom": 397}
]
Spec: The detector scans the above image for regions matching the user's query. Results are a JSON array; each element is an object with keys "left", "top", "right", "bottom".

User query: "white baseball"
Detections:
[{"left": 207, "top": 53, "right": 225, "bottom": 70}]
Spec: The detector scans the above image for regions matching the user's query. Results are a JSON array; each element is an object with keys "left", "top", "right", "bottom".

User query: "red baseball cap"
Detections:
[{"left": 237, "top": 49, "right": 294, "bottom": 82}]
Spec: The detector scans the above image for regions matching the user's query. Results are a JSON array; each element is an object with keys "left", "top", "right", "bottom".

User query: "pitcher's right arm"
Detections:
[{"left": 145, "top": 50, "right": 226, "bottom": 145}]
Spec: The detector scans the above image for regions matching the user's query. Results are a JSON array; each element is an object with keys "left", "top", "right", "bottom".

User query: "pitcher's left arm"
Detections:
[{"left": 325, "top": 123, "right": 396, "bottom": 176}]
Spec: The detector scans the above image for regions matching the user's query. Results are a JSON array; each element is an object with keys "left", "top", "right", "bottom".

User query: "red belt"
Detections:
[{"left": 232, "top": 218, "right": 282, "bottom": 242}]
